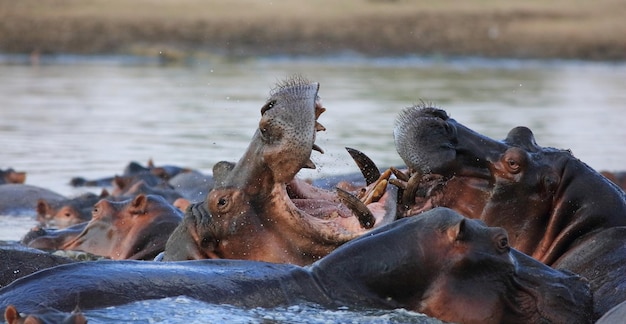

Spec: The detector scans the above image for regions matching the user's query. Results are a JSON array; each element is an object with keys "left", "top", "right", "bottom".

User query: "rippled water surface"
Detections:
[{"left": 1, "top": 55, "right": 625, "bottom": 322}]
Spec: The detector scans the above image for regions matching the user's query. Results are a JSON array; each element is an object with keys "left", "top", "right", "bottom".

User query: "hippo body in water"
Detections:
[
  {"left": 0, "top": 184, "right": 65, "bottom": 216},
  {"left": 69, "top": 160, "right": 191, "bottom": 188},
  {"left": 392, "top": 105, "right": 626, "bottom": 319},
  {"left": 163, "top": 77, "right": 396, "bottom": 265},
  {"left": 0, "top": 208, "right": 593, "bottom": 324}
]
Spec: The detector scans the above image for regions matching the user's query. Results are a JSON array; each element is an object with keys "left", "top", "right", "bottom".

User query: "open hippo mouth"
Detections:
[
  {"left": 391, "top": 105, "right": 511, "bottom": 217},
  {"left": 163, "top": 76, "right": 395, "bottom": 264}
]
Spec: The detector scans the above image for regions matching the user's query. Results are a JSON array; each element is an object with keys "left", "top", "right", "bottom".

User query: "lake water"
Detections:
[{"left": 1, "top": 54, "right": 625, "bottom": 322}]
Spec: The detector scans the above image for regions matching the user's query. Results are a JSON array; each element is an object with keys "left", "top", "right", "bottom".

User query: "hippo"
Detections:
[
  {"left": 0, "top": 168, "right": 26, "bottom": 185},
  {"left": 69, "top": 160, "right": 190, "bottom": 188},
  {"left": 24, "top": 194, "right": 182, "bottom": 260},
  {"left": 0, "top": 184, "right": 65, "bottom": 216},
  {"left": 167, "top": 169, "right": 214, "bottom": 203},
  {"left": 36, "top": 190, "right": 109, "bottom": 228},
  {"left": 392, "top": 105, "right": 626, "bottom": 319},
  {"left": 114, "top": 179, "right": 183, "bottom": 204},
  {"left": 0, "top": 242, "right": 75, "bottom": 289},
  {"left": 4, "top": 305, "right": 87, "bottom": 324},
  {"left": 0, "top": 208, "right": 593, "bottom": 323},
  {"left": 162, "top": 76, "right": 396, "bottom": 265}
]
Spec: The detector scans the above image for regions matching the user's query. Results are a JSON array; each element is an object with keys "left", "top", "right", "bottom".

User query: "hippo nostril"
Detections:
[{"left": 260, "top": 100, "right": 277, "bottom": 114}]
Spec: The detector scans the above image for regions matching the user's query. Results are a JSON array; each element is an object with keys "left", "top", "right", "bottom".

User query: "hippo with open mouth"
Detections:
[
  {"left": 392, "top": 105, "right": 626, "bottom": 320},
  {"left": 0, "top": 208, "right": 593, "bottom": 324},
  {"left": 162, "top": 76, "right": 396, "bottom": 265}
]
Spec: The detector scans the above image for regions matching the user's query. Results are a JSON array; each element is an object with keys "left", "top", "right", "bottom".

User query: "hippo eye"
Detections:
[
  {"left": 496, "top": 235, "right": 509, "bottom": 252},
  {"left": 507, "top": 159, "right": 519, "bottom": 170},
  {"left": 217, "top": 197, "right": 228, "bottom": 208},
  {"left": 64, "top": 212, "right": 71, "bottom": 217}
]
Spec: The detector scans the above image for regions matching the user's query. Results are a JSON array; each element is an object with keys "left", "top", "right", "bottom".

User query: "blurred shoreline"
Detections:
[{"left": 1, "top": 0, "right": 625, "bottom": 62}]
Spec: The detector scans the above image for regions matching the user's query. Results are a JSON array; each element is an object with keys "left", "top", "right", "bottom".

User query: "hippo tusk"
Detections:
[
  {"left": 361, "top": 171, "right": 391, "bottom": 204},
  {"left": 390, "top": 166, "right": 409, "bottom": 182},
  {"left": 336, "top": 187, "right": 376, "bottom": 229},
  {"left": 345, "top": 147, "right": 381, "bottom": 186},
  {"left": 401, "top": 170, "right": 424, "bottom": 207}
]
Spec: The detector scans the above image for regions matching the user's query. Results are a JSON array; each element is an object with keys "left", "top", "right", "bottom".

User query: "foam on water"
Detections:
[{"left": 85, "top": 297, "right": 443, "bottom": 324}]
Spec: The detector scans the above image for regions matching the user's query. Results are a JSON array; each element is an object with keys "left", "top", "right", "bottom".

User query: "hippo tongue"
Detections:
[{"left": 292, "top": 199, "right": 354, "bottom": 219}]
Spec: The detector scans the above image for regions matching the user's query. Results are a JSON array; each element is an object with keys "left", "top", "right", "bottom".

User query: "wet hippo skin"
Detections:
[
  {"left": 392, "top": 105, "right": 626, "bottom": 319},
  {"left": 0, "top": 208, "right": 593, "bottom": 323}
]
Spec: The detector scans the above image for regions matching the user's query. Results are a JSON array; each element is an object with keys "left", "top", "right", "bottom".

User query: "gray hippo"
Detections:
[
  {"left": 0, "top": 208, "right": 593, "bottom": 323},
  {"left": 392, "top": 105, "right": 626, "bottom": 320},
  {"left": 0, "top": 184, "right": 65, "bottom": 216}
]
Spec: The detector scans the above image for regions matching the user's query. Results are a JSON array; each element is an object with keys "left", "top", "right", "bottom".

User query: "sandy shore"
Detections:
[{"left": 1, "top": 0, "right": 625, "bottom": 61}]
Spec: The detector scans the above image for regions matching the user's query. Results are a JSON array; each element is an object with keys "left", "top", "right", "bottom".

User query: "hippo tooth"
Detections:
[
  {"left": 303, "top": 159, "right": 316, "bottom": 169},
  {"left": 315, "top": 122, "right": 326, "bottom": 132},
  {"left": 345, "top": 147, "right": 381, "bottom": 186},
  {"left": 335, "top": 187, "right": 375, "bottom": 229},
  {"left": 312, "top": 144, "right": 324, "bottom": 154},
  {"left": 401, "top": 171, "right": 424, "bottom": 206},
  {"left": 388, "top": 178, "right": 407, "bottom": 190},
  {"left": 315, "top": 106, "right": 326, "bottom": 119},
  {"left": 390, "top": 167, "right": 410, "bottom": 182}
]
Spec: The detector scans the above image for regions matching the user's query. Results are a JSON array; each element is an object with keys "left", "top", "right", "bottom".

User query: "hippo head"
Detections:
[
  {"left": 313, "top": 207, "right": 592, "bottom": 323},
  {"left": 393, "top": 105, "right": 626, "bottom": 264},
  {"left": 59, "top": 194, "right": 182, "bottom": 260},
  {"left": 163, "top": 77, "right": 396, "bottom": 265},
  {"left": 36, "top": 191, "right": 107, "bottom": 229},
  {"left": 0, "top": 168, "right": 26, "bottom": 185}
]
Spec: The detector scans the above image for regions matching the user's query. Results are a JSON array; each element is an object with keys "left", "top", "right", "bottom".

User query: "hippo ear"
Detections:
[
  {"left": 36, "top": 199, "right": 50, "bottom": 216},
  {"left": 504, "top": 127, "right": 540, "bottom": 151},
  {"left": 4, "top": 305, "right": 21, "bottom": 322},
  {"left": 99, "top": 189, "right": 110, "bottom": 198},
  {"left": 130, "top": 194, "right": 148, "bottom": 214},
  {"left": 113, "top": 175, "right": 127, "bottom": 190},
  {"left": 213, "top": 161, "right": 236, "bottom": 187},
  {"left": 447, "top": 219, "right": 466, "bottom": 242}
]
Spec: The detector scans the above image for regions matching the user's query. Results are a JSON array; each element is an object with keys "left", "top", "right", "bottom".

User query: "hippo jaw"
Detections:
[
  {"left": 506, "top": 249, "right": 593, "bottom": 323},
  {"left": 163, "top": 77, "right": 395, "bottom": 264},
  {"left": 392, "top": 106, "right": 503, "bottom": 216}
]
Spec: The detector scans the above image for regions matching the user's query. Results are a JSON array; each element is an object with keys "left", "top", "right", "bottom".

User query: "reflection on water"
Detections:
[{"left": 1, "top": 54, "right": 625, "bottom": 322}]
